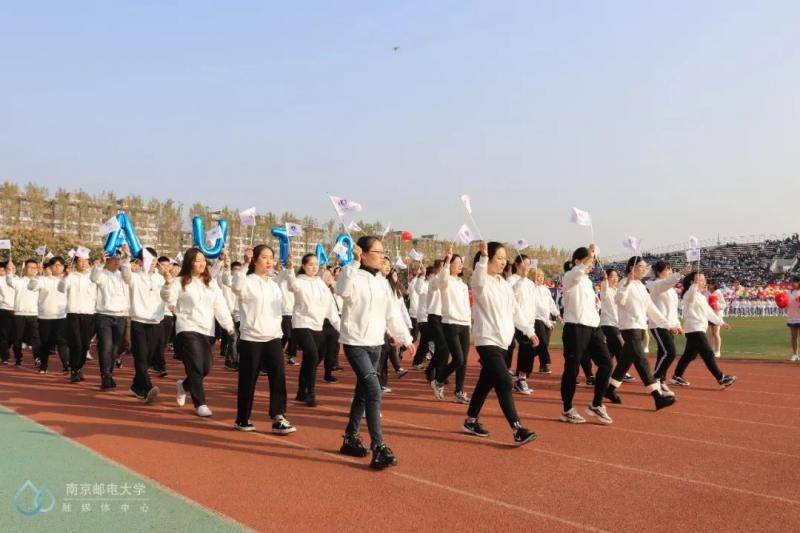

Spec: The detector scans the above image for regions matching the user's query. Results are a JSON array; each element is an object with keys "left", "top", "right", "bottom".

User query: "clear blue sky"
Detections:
[{"left": 2, "top": 1, "right": 798, "bottom": 254}]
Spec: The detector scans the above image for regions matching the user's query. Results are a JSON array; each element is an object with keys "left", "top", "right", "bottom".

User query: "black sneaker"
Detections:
[
  {"left": 369, "top": 443, "right": 398, "bottom": 470},
  {"left": 340, "top": 434, "right": 369, "bottom": 457},
  {"left": 585, "top": 376, "right": 596, "bottom": 387},
  {"left": 100, "top": 377, "right": 114, "bottom": 391},
  {"left": 513, "top": 425, "right": 537, "bottom": 446},
  {"left": 669, "top": 375, "right": 691, "bottom": 387},
  {"left": 114, "top": 359, "right": 123, "bottom": 369},
  {"left": 332, "top": 365, "right": 344, "bottom": 372},
  {"left": 604, "top": 387, "right": 622, "bottom": 404},
  {"left": 287, "top": 357, "right": 298, "bottom": 366},
  {"left": 538, "top": 365, "right": 551, "bottom": 374},
  {"left": 157, "top": 369, "right": 169, "bottom": 378},
  {"left": 462, "top": 419, "right": 489, "bottom": 437},
  {"left": 305, "top": 397, "right": 318, "bottom": 407},
  {"left": 109, "top": 376, "right": 117, "bottom": 389},
  {"left": 62, "top": 366, "right": 70, "bottom": 375},
  {"left": 70, "top": 370, "right": 81, "bottom": 383},
  {"left": 654, "top": 394, "right": 676, "bottom": 410},
  {"left": 234, "top": 421, "right": 256, "bottom": 432},
  {"left": 14, "top": 360, "right": 22, "bottom": 367},
  {"left": 718, "top": 375, "right": 737, "bottom": 389},
  {"left": 271, "top": 415, "right": 296, "bottom": 435},
  {"left": 77, "top": 370, "right": 86, "bottom": 382},
  {"left": 323, "top": 375, "right": 338, "bottom": 384},
  {"left": 622, "top": 373, "right": 636, "bottom": 383}
]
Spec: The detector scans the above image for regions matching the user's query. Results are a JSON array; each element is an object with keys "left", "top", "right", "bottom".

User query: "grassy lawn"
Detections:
[{"left": 548, "top": 317, "right": 794, "bottom": 361}]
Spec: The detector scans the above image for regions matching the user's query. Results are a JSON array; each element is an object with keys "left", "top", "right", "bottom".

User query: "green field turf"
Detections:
[{"left": 548, "top": 317, "right": 795, "bottom": 361}]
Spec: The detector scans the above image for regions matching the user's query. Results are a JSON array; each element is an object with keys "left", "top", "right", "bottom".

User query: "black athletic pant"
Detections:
[
  {"left": 601, "top": 325, "right": 624, "bottom": 362},
  {"left": 424, "top": 314, "right": 449, "bottom": 382},
  {"left": 514, "top": 328, "right": 536, "bottom": 376},
  {"left": 440, "top": 323, "right": 470, "bottom": 393},
  {"left": 281, "top": 315, "right": 297, "bottom": 357},
  {"left": 467, "top": 345, "right": 520, "bottom": 427},
  {"left": 12, "top": 315, "right": 40, "bottom": 364},
  {"left": 413, "top": 321, "right": 432, "bottom": 365},
  {"left": 0, "top": 309, "right": 15, "bottom": 362},
  {"left": 318, "top": 318, "right": 339, "bottom": 377},
  {"left": 67, "top": 313, "right": 94, "bottom": 372},
  {"left": 236, "top": 338, "right": 286, "bottom": 423},
  {"left": 176, "top": 331, "right": 214, "bottom": 408},
  {"left": 151, "top": 315, "right": 173, "bottom": 372},
  {"left": 95, "top": 314, "right": 126, "bottom": 378},
  {"left": 561, "top": 323, "right": 612, "bottom": 411},
  {"left": 410, "top": 317, "right": 419, "bottom": 343},
  {"left": 505, "top": 337, "right": 517, "bottom": 369},
  {"left": 38, "top": 318, "right": 69, "bottom": 372},
  {"left": 130, "top": 321, "right": 157, "bottom": 396},
  {"left": 532, "top": 320, "right": 552, "bottom": 368},
  {"left": 611, "top": 329, "right": 657, "bottom": 387},
  {"left": 652, "top": 328, "right": 677, "bottom": 381},
  {"left": 674, "top": 331, "right": 724, "bottom": 381},
  {"left": 379, "top": 337, "right": 402, "bottom": 387},
  {"left": 294, "top": 328, "right": 324, "bottom": 400}
]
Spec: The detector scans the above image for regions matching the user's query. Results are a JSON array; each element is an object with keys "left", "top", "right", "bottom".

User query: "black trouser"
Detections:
[
  {"left": 467, "top": 345, "right": 520, "bottom": 427},
  {"left": 561, "top": 323, "right": 612, "bottom": 411},
  {"left": 151, "top": 315, "right": 173, "bottom": 371},
  {"left": 514, "top": 328, "right": 535, "bottom": 376},
  {"left": 12, "top": 315, "right": 40, "bottom": 364},
  {"left": 0, "top": 309, "right": 15, "bottom": 362},
  {"left": 441, "top": 323, "right": 470, "bottom": 393},
  {"left": 294, "top": 328, "right": 324, "bottom": 400},
  {"left": 236, "top": 339, "right": 286, "bottom": 422},
  {"left": 318, "top": 318, "right": 339, "bottom": 377},
  {"left": 281, "top": 315, "right": 297, "bottom": 357},
  {"left": 95, "top": 314, "right": 127, "bottom": 378},
  {"left": 130, "top": 321, "right": 157, "bottom": 396},
  {"left": 532, "top": 320, "right": 552, "bottom": 368},
  {"left": 424, "top": 314, "right": 449, "bottom": 382},
  {"left": 611, "top": 329, "right": 657, "bottom": 388},
  {"left": 410, "top": 317, "right": 419, "bottom": 342},
  {"left": 601, "top": 325, "right": 623, "bottom": 362},
  {"left": 67, "top": 313, "right": 94, "bottom": 372},
  {"left": 38, "top": 318, "right": 69, "bottom": 372},
  {"left": 176, "top": 331, "right": 214, "bottom": 408},
  {"left": 379, "top": 337, "right": 402, "bottom": 387},
  {"left": 217, "top": 318, "right": 237, "bottom": 360},
  {"left": 674, "top": 331, "right": 723, "bottom": 381},
  {"left": 652, "top": 328, "right": 677, "bottom": 381},
  {"left": 413, "top": 321, "right": 431, "bottom": 365},
  {"left": 505, "top": 337, "right": 517, "bottom": 369}
]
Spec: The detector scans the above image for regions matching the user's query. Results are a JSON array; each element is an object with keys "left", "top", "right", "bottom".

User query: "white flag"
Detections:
[
  {"left": 346, "top": 221, "right": 362, "bottom": 232},
  {"left": 99, "top": 215, "right": 121, "bottom": 236},
  {"left": 686, "top": 248, "right": 701, "bottom": 262},
  {"left": 622, "top": 235, "right": 641, "bottom": 253},
  {"left": 329, "top": 195, "right": 362, "bottom": 216},
  {"left": 35, "top": 245, "right": 47, "bottom": 256},
  {"left": 45, "top": 252, "right": 54, "bottom": 261},
  {"left": 76, "top": 246, "right": 91, "bottom": 260},
  {"left": 460, "top": 194, "right": 472, "bottom": 214},
  {"left": 531, "top": 259, "right": 539, "bottom": 270},
  {"left": 514, "top": 239, "right": 528, "bottom": 251},
  {"left": 142, "top": 247, "right": 156, "bottom": 274},
  {"left": 456, "top": 224, "right": 475, "bottom": 245},
  {"left": 239, "top": 207, "right": 257, "bottom": 227},
  {"left": 570, "top": 207, "right": 592, "bottom": 227},
  {"left": 67, "top": 249, "right": 76, "bottom": 258},
  {"left": 175, "top": 251, "right": 184, "bottom": 263},
  {"left": 285, "top": 222, "right": 304, "bottom": 237},
  {"left": 394, "top": 256, "right": 407, "bottom": 270},
  {"left": 206, "top": 225, "right": 223, "bottom": 245},
  {"left": 689, "top": 235, "right": 700, "bottom": 249},
  {"left": 381, "top": 223, "right": 392, "bottom": 238},
  {"left": 0, "top": 239, "right": 10, "bottom": 250},
  {"left": 409, "top": 249, "right": 424, "bottom": 262},
  {"left": 332, "top": 241, "right": 348, "bottom": 258}
]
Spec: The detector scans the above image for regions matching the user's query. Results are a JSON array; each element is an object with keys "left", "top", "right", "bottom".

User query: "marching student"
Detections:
[
  {"left": 424, "top": 260, "right": 450, "bottom": 388},
  {"left": 707, "top": 280, "right": 726, "bottom": 358},
  {"left": 379, "top": 264, "right": 410, "bottom": 392},
  {"left": 648, "top": 261, "right": 692, "bottom": 387},
  {"left": 532, "top": 268, "right": 561, "bottom": 375},
  {"left": 603, "top": 257, "right": 678, "bottom": 412},
  {"left": 599, "top": 268, "right": 634, "bottom": 384},
  {"left": 28, "top": 257, "right": 70, "bottom": 374},
  {"left": 223, "top": 246, "right": 295, "bottom": 434},
  {"left": 319, "top": 265, "right": 342, "bottom": 383},
  {"left": 559, "top": 245, "right": 613, "bottom": 425},
  {"left": 120, "top": 245, "right": 163, "bottom": 403},
  {"left": 58, "top": 250, "right": 96, "bottom": 382},
  {"left": 431, "top": 247, "right": 471, "bottom": 404},
  {"left": 786, "top": 276, "right": 800, "bottom": 361},
  {"left": 282, "top": 252, "right": 337, "bottom": 407},
  {"left": 503, "top": 256, "right": 527, "bottom": 372},
  {"left": 150, "top": 256, "right": 175, "bottom": 376},
  {"left": 407, "top": 265, "right": 424, "bottom": 343},
  {"left": 510, "top": 255, "right": 538, "bottom": 395},
  {"left": 410, "top": 266, "right": 432, "bottom": 370},
  {"left": 5, "top": 260, "right": 42, "bottom": 367},
  {"left": 670, "top": 272, "right": 737, "bottom": 388},
  {"left": 91, "top": 251, "right": 130, "bottom": 390},
  {"left": 0, "top": 262, "right": 16, "bottom": 365},
  {"left": 278, "top": 265, "right": 298, "bottom": 366},
  {"left": 162, "top": 248, "right": 236, "bottom": 418},
  {"left": 216, "top": 259, "right": 241, "bottom": 371},
  {"left": 336, "top": 236, "right": 416, "bottom": 469},
  {"left": 461, "top": 241, "right": 537, "bottom": 445}
]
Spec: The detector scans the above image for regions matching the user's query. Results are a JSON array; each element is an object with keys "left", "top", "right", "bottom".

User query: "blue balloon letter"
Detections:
[
  {"left": 334, "top": 233, "right": 354, "bottom": 266},
  {"left": 192, "top": 216, "right": 228, "bottom": 259},
  {"left": 270, "top": 226, "right": 290, "bottom": 267},
  {"left": 103, "top": 213, "right": 143, "bottom": 258},
  {"left": 315, "top": 243, "right": 330, "bottom": 267}
]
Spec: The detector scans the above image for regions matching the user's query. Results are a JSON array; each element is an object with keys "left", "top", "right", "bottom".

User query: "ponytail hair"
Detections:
[
  {"left": 513, "top": 254, "right": 530, "bottom": 274},
  {"left": 680, "top": 272, "right": 698, "bottom": 298}
]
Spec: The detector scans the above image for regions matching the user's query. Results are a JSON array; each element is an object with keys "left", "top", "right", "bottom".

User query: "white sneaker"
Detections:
[
  {"left": 585, "top": 404, "right": 613, "bottom": 425},
  {"left": 790, "top": 354, "right": 800, "bottom": 362},
  {"left": 560, "top": 408, "right": 586, "bottom": 424},
  {"left": 659, "top": 380, "right": 675, "bottom": 398},
  {"left": 176, "top": 379, "right": 187, "bottom": 407},
  {"left": 453, "top": 391, "right": 470, "bottom": 405},
  {"left": 513, "top": 378, "right": 532, "bottom": 395},
  {"left": 196, "top": 405, "right": 212, "bottom": 417},
  {"left": 714, "top": 351, "right": 721, "bottom": 359},
  {"left": 86, "top": 350, "right": 93, "bottom": 360},
  {"left": 431, "top": 380, "right": 445, "bottom": 401}
]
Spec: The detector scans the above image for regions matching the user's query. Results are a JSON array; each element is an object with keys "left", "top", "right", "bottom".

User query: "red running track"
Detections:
[{"left": 1, "top": 346, "right": 799, "bottom": 532}]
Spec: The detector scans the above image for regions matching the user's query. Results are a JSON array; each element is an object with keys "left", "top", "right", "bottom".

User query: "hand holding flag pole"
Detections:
[{"left": 460, "top": 194, "right": 484, "bottom": 241}]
